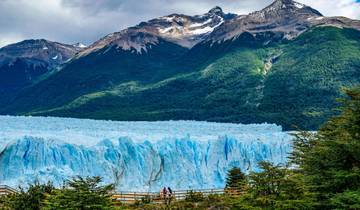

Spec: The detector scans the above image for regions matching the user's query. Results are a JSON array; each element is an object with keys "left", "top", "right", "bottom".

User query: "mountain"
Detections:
[
  {"left": 209, "top": 0, "right": 359, "bottom": 41},
  {"left": 0, "top": 39, "right": 82, "bottom": 93},
  {"left": 1, "top": 0, "right": 360, "bottom": 130},
  {"left": 78, "top": 6, "right": 236, "bottom": 57},
  {"left": 0, "top": 116, "right": 291, "bottom": 190}
]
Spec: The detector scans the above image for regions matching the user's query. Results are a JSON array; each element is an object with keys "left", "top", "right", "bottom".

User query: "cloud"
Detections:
[
  {"left": 300, "top": 0, "right": 360, "bottom": 19},
  {"left": 60, "top": 0, "right": 124, "bottom": 14},
  {"left": 0, "top": 0, "right": 359, "bottom": 47}
]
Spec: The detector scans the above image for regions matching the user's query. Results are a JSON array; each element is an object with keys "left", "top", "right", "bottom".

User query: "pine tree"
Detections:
[
  {"left": 44, "top": 176, "right": 114, "bottom": 210},
  {"left": 234, "top": 161, "right": 314, "bottom": 209},
  {"left": 291, "top": 87, "right": 360, "bottom": 209},
  {"left": 225, "top": 167, "right": 246, "bottom": 190},
  {"left": 3, "top": 182, "right": 54, "bottom": 210}
]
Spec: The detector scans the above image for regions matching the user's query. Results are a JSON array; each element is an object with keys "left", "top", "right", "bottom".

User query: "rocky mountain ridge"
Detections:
[
  {"left": 77, "top": 7, "right": 236, "bottom": 56},
  {"left": 208, "top": 0, "right": 360, "bottom": 42},
  {"left": 0, "top": 39, "right": 82, "bottom": 68},
  {"left": 76, "top": 0, "right": 360, "bottom": 56},
  {"left": 0, "top": 39, "right": 83, "bottom": 90},
  {"left": 2, "top": 0, "right": 360, "bottom": 58}
]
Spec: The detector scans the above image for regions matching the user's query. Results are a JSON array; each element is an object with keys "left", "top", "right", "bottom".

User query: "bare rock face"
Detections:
[
  {"left": 77, "top": 30, "right": 161, "bottom": 57},
  {"left": 308, "top": 16, "right": 360, "bottom": 31}
]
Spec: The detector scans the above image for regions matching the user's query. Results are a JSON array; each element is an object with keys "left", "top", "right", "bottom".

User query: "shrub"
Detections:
[
  {"left": 185, "top": 190, "right": 205, "bottom": 202},
  {"left": 140, "top": 195, "right": 152, "bottom": 204}
]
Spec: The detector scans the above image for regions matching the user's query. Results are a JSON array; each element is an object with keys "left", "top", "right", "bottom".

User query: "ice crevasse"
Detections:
[{"left": 0, "top": 116, "right": 292, "bottom": 191}]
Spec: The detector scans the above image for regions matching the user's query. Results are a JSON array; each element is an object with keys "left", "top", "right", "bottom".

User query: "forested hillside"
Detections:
[{"left": 4, "top": 27, "right": 359, "bottom": 130}]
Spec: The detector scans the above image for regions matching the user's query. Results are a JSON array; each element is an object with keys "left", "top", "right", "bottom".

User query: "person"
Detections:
[
  {"left": 167, "top": 187, "right": 173, "bottom": 195},
  {"left": 167, "top": 187, "right": 173, "bottom": 205},
  {"left": 160, "top": 188, "right": 163, "bottom": 199},
  {"left": 162, "top": 187, "right": 168, "bottom": 200}
]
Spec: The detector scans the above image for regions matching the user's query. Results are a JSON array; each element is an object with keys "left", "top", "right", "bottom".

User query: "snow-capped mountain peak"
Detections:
[
  {"left": 154, "top": 11, "right": 226, "bottom": 46},
  {"left": 73, "top": 43, "right": 87, "bottom": 49},
  {"left": 78, "top": 8, "right": 236, "bottom": 56},
  {"left": 255, "top": 0, "right": 323, "bottom": 19},
  {"left": 207, "top": 0, "right": 329, "bottom": 43},
  {"left": 77, "top": 0, "right": 360, "bottom": 57}
]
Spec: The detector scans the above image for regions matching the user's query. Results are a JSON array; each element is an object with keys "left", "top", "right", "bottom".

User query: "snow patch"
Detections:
[
  {"left": 190, "top": 18, "right": 224, "bottom": 35},
  {"left": 294, "top": 2, "right": 304, "bottom": 9},
  {"left": 190, "top": 26, "right": 214, "bottom": 35},
  {"left": 189, "top": 18, "right": 213, "bottom": 28},
  {"left": 159, "top": 26, "right": 174, "bottom": 34},
  {"left": 160, "top": 16, "right": 175, "bottom": 22},
  {"left": 74, "top": 43, "right": 87, "bottom": 48}
]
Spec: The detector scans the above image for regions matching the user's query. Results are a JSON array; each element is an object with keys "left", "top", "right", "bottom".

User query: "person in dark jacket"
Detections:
[
  {"left": 167, "top": 187, "right": 173, "bottom": 205},
  {"left": 167, "top": 187, "right": 173, "bottom": 195},
  {"left": 162, "top": 187, "right": 168, "bottom": 199}
]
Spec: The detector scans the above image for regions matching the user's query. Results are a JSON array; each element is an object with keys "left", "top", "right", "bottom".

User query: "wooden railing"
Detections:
[
  {"left": 0, "top": 184, "right": 241, "bottom": 204},
  {"left": 112, "top": 188, "right": 242, "bottom": 204},
  {"left": 0, "top": 185, "right": 18, "bottom": 196}
]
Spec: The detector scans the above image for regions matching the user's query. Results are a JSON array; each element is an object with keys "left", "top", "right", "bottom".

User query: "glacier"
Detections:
[{"left": 0, "top": 115, "right": 292, "bottom": 191}]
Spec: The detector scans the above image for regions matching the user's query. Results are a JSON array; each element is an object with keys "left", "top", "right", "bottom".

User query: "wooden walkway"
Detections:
[
  {"left": 0, "top": 185, "right": 241, "bottom": 204},
  {"left": 112, "top": 188, "right": 241, "bottom": 204}
]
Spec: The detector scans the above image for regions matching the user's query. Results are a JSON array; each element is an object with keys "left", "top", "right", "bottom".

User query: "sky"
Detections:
[{"left": 0, "top": 0, "right": 360, "bottom": 48}]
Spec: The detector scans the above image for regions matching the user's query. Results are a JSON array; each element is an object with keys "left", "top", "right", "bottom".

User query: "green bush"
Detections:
[
  {"left": 1, "top": 182, "right": 54, "bottom": 210},
  {"left": 140, "top": 195, "right": 152, "bottom": 204},
  {"left": 185, "top": 190, "right": 205, "bottom": 202},
  {"left": 44, "top": 176, "right": 114, "bottom": 210}
]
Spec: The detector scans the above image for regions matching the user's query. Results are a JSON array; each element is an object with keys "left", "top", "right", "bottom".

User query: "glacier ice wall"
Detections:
[{"left": 0, "top": 116, "right": 292, "bottom": 191}]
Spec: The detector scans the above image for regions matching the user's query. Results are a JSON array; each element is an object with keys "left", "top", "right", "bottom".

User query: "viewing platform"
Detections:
[
  {"left": 112, "top": 188, "right": 242, "bottom": 204},
  {"left": 0, "top": 185, "right": 18, "bottom": 196},
  {"left": 0, "top": 185, "right": 241, "bottom": 204}
]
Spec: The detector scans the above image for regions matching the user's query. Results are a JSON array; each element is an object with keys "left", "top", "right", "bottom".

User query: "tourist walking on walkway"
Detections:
[
  {"left": 162, "top": 187, "right": 168, "bottom": 201},
  {"left": 167, "top": 187, "right": 173, "bottom": 205},
  {"left": 167, "top": 187, "right": 173, "bottom": 196}
]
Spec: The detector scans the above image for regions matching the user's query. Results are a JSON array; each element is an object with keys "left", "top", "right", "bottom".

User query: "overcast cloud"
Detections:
[{"left": 0, "top": 0, "right": 359, "bottom": 47}]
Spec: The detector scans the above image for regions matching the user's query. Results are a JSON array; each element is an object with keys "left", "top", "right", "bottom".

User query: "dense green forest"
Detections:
[
  {"left": 1, "top": 86, "right": 359, "bottom": 209},
  {"left": 2, "top": 27, "right": 360, "bottom": 130}
]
